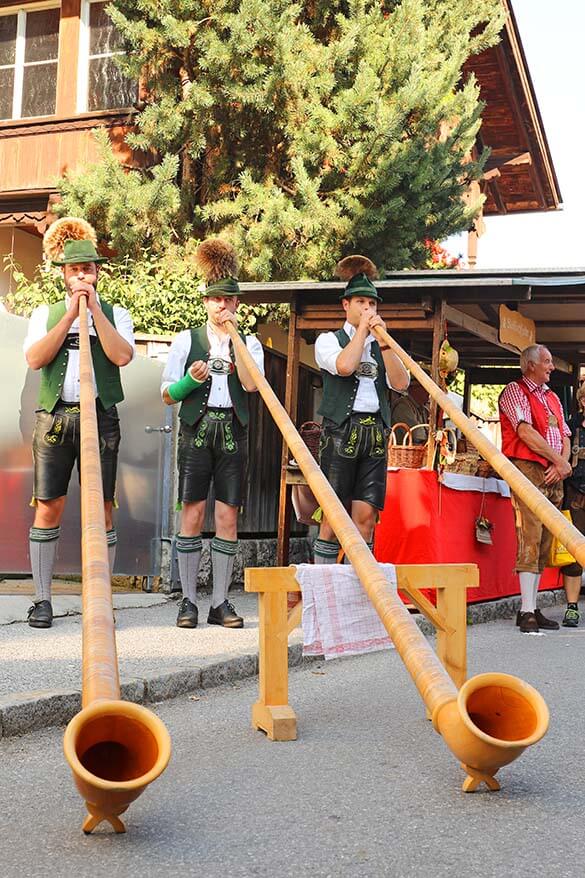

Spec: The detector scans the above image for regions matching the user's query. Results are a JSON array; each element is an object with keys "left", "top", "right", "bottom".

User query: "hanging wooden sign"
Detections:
[{"left": 499, "top": 304, "right": 536, "bottom": 351}]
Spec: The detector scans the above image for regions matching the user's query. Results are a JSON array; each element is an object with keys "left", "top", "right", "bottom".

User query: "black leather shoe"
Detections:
[
  {"left": 518, "top": 611, "right": 539, "bottom": 633},
  {"left": 176, "top": 597, "right": 198, "bottom": 628},
  {"left": 27, "top": 600, "right": 53, "bottom": 629},
  {"left": 207, "top": 600, "right": 244, "bottom": 628},
  {"left": 534, "top": 609, "right": 559, "bottom": 630}
]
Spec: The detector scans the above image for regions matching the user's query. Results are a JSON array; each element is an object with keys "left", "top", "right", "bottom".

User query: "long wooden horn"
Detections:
[
  {"left": 63, "top": 297, "right": 171, "bottom": 833},
  {"left": 369, "top": 324, "right": 585, "bottom": 568},
  {"left": 225, "top": 320, "right": 549, "bottom": 791}
]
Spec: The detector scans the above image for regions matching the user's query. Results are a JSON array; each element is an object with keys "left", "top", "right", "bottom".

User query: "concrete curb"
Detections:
[{"left": 0, "top": 591, "right": 567, "bottom": 739}]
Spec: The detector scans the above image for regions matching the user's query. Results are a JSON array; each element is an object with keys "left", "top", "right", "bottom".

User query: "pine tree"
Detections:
[{"left": 59, "top": 0, "right": 504, "bottom": 278}]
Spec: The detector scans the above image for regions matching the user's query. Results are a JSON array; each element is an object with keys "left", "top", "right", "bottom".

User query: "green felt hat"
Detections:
[
  {"left": 339, "top": 272, "right": 381, "bottom": 302},
  {"left": 52, "top": 239, "right": 108, "bottom": 266},
  {"left": 203, "top": 276, "right": 242, "bottom": 297}
]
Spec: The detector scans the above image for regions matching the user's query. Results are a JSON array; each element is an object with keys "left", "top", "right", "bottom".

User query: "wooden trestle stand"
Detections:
[
  {"left": 62, "top": 298, "right": 171, "bottom": 833},
  {"left": 246, "top": 563, "right": 478, "bottom": 744},
  {"left": 225, "top": 321, "right": 554, "bottom": 793}
]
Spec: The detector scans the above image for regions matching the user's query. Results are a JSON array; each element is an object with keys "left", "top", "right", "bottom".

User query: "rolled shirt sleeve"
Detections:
[
  {"left": 23, "top": 305, "right": 50, "bottom": 356},
  {"left": 244, "top": 334, "right": 265, "bottom": 382},
  {"left": 315, "top": 331, "right": 342, "bottom": 375},
  {"left": 499, "top": 383, "right": 532, "bottom": 432},
  {"left": 112, "top": 305, "right": 136, "bottom": 360},
  {"left": 161, "top": 330, "right": 191, "bottom": 398}
]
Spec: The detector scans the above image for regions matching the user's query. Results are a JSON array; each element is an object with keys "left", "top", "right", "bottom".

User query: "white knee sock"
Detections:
[
  {"left": 519, "top": 572, "right": 538, "bottom": 613},
  {"left": 532, "top": 574, "right": 541, "bottom": 612}
]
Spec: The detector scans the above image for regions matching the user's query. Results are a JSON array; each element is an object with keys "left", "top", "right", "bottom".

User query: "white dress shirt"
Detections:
[
  {"left": 315, "top": 321, "right": 409, "bottom": 413},
  {"left": 23, "top": 295, "right": 135, "bottom": 402},
  {"left": 161, "top": 323, "right": 265, "bottom": 407}
]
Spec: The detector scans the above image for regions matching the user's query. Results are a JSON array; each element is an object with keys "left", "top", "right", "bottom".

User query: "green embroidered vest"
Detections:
[
  {"left": 318, "top": 328, "right": 391, "bottom": 428},
  {"left": 179, "top": 325, "right": 250, "bottom": 427},
  {"left": 37, "top": 300, "right": 124, "bottom": 413}
]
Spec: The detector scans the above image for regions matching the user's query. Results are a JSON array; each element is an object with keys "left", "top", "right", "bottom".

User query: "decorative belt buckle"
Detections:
[
  {"left": 209, "top": 357, "right": 234, "bottom": 375},
  {"left": 355, "top": 362, "right": 378, "bottom": 380}
]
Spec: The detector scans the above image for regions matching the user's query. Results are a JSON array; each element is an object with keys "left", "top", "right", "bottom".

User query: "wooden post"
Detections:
[
  {"left": 426, "top": 300, "right": 445, "bottom": 467},
  {"left": 572, "top": 361, "right": 581, "bottom": 414},
  {"left": 245, "top": 567, "right": 300, "bottom": 741},
  {"left": 277, "top": 296, "right": 301, "bottom": 566},
  {"left": 462, "top": 370, "right": 472, "bottom": 418},
  {"left": 56, "top": 0, "right": 82, "bottom": 117},
  {"left": 396, "top": 564, "right": 478, "bottom": 691}
]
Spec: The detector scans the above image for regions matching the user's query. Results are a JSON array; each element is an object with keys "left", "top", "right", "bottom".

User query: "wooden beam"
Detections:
[
  {"left": 276, "top": 297, "right": 300, "bottom": 566},
  {"left": 426, "top": 301, "right": 445, "bottom": 467},
  {"left": 444, "top": 303, "right": 573, "bottom": 375},
  {"left": 494, "top": 42, "right": 547, "bottom": 209},
  {"left": 479, "top": 303, "right": 499, "bottom": 324},
  {"left": 484, "top": 151, "right": 532, "bottom": 172}
]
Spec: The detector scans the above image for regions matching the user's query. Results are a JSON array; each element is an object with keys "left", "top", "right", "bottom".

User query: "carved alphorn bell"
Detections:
[
  {"left": 225, "top": 321, "right": 549, "bottom": 792},
  {"left": 63, "top": 297, "right": 171, "bottom": 833}
]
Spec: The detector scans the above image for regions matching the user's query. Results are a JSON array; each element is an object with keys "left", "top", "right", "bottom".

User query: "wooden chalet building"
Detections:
[{"left": 0, "top": 0, "right": 561, "bottom": 298}]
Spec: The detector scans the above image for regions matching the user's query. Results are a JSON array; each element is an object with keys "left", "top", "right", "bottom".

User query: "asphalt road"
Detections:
[{"left": 0, "top": 610, "right": 583, "bottom": 878}]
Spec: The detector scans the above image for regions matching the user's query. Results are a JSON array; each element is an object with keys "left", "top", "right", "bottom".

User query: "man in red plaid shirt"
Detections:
[{"left": 499, "top": 344, "right": 571, "bottom": 633}]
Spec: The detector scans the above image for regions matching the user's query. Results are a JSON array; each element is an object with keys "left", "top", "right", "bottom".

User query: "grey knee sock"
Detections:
[
  {"left": 106, "top": 529, "right": 117, "bottom": 576},
  {"left": 313, "top": 538, "right": 341, "bottom": 564},
  {"left": 176, "top": 534, "right": 202, "bottom": 604},
  {"left": 211, "top": 537, "right": 238, "bottom": 608},
  {"left": 29, "top": 526, "right": 60, "bottom": 603}
]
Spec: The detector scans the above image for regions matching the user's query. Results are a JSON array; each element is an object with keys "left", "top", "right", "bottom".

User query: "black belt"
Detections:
[{"left": 64, "top": 334, "right": 97, "bottom": 350}]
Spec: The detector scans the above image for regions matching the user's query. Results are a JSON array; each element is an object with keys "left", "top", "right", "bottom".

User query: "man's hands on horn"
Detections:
[{"left": 67, "top": 280, "right": 99, "bottom": 318}]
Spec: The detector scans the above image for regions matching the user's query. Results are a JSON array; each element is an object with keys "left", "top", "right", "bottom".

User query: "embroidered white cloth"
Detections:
[{"left": 295, "top": 563, "right": 397, "bottom": 659}]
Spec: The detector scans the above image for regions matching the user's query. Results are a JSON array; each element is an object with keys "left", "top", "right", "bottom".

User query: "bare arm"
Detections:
[
  {"left": 25, "top": 292, "right": 97, "bottom": 370},
  {"left": 217, "top": 309, "right": 258, "bottom": 391},
  {"left": 25, "top": 307, "right": 77, "bottom": 370},
  {"left": 380, "top": 348, "right": 410, "bottom": 392},
  {"left": 163, "top": 359, "right": 210, "bottom": 406},
  {"left": 336, "top": 313, "right": 370, "bottom": 376},
  {"left": 91, "top": 304, "right": 133, "bottom": 367}
]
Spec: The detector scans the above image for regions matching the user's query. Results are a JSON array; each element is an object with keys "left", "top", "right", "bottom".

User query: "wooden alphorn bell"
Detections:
[
  {"left": 225, "top": 320, "right": 549, "bottom": 792},
  {"left": 63, "top": 296, "right": 171, "bottom": 833}
]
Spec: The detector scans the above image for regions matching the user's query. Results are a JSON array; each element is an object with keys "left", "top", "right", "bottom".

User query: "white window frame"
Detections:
[
  {"left": 0, "top": 2, "right": 60, "bottom": 122},
  {"left": 77, "top": 0, "right": 133, "bottom": 114}
]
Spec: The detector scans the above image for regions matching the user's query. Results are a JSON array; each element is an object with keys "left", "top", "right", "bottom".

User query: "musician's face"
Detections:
[
  {"left": 204, "top": 295, "right": 238, "bottom": 324},
  {"left": 342, "top": 295, "right": 377, "bottom": 327},
  {"left": 63, "top": 262, "right": 99, "bottom": 291}
]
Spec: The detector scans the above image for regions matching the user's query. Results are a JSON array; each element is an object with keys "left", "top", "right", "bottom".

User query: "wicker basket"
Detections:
[
  {"left": 299, "top": 421, "right": 322, "bottom": 461},
  {"left": 476, "top": 459, "right": 495, "bottom": 479},
  {"left": 444, "top": 448, "right": 480, "bottom": 476},
  {"left": 388, "top": 422, "right": 429, "bottom": 469}
]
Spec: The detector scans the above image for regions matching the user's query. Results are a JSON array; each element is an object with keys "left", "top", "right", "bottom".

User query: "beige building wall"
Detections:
[{"left": 0, "top": 229, "right": 43, "bottom": 300}]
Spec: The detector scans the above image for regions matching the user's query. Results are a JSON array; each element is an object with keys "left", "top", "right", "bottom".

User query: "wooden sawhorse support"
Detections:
[{"left": 244, "top": 563, "right": 478, "bottom": 741}]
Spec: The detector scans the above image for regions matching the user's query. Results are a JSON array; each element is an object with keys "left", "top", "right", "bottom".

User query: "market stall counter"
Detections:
[{"left": 374, "top": 468, "right": 560, "bottom": 603}]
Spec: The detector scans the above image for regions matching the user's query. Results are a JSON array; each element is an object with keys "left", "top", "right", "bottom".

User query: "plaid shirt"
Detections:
[{"left": 499, "top": 377, "right": 570, "bottom": 455}]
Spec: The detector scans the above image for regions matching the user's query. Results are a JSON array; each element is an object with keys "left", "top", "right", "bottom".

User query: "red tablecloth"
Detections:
[{"left": 374, "top": 469, "right": 561, "bottom": 603}]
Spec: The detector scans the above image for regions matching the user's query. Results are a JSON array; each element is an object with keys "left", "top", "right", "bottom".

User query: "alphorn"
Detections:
[
  {"left": 225, "top": 320, "right": 549, "bottom": 792},
  {"left": 369, "top": 323, "right": 585, "bottom": 569},
  {"left": 63, "top": 297, "right": 171, "bottom": 833}
]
